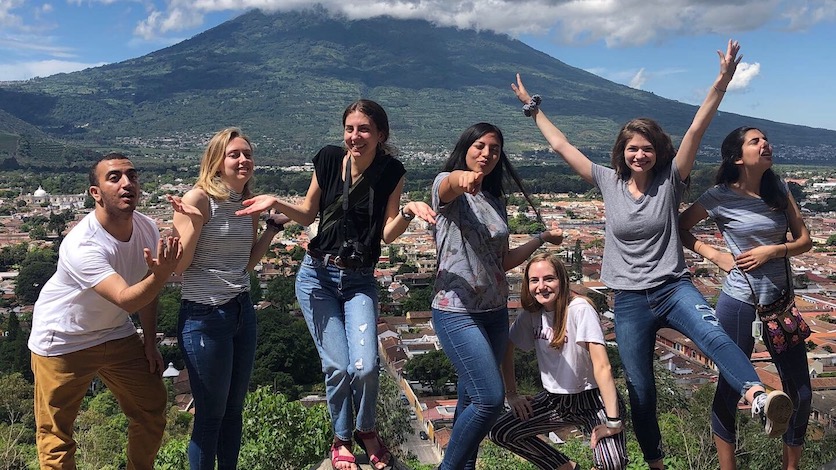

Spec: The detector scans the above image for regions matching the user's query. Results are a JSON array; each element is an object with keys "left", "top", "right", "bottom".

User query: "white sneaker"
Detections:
[{"left": 752, "top": 391, "right": 793, "bottom": 438}]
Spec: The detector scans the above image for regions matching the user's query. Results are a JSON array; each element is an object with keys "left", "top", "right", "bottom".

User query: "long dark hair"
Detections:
[
  {"left": 610, "top": 118, "right": 676, "bottom": 181},
  {"left": 716, "top": 126, "right": 787, "bottom": 211},
  {"left": 441, "top": 123, "right": 541, "bottom": 222}
]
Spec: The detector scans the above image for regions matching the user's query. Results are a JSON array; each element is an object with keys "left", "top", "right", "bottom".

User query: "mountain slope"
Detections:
[{"left": 1, "top": 8, "right": 834, "bottom": 163}]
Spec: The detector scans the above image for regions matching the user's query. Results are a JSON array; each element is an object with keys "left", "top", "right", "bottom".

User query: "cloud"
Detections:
[
  {"left": 0, "top": 36, "right": 76, "bottom": 58},
  {"left": 0, "top": 0, "right": 24, "bottom": 27},
  {"left": 783, "top": 0, "right": 836, "bottom": 30},
  {"left": 0, "top": 59, "right": 105, "bottom": 81},
  {"left": 629, "top": 68, "right": 648, "bottom": 90},
  {"left": 124, "top": 0, "right": 833, "bottom": 46},
  {"left": 727, "top": 61, "right": 760, "bottom": 91}
]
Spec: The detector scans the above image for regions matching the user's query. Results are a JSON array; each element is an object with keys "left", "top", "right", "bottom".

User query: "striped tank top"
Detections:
[{"left": 181, "top": 190, "right": 253, "bottom": 305}]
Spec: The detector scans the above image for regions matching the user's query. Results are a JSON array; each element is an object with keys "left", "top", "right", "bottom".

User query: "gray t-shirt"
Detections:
[
  {"left": 431, "top": 172, "right": 510, "bottom": 313},
  {"left": 591, "top": 162, "right": 688, "bottom": 290},
  {"left": 697, "top": 183, "right": 790, "bottom": 305}
]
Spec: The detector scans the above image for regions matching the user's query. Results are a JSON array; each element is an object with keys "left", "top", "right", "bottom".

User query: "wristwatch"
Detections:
[
  {"left": 265, "top": 217, "right": 284, "bottom": 232},
  {"left": 605, "top": 416, "right": 622, "bottom": 429},
  {"left": 400, "top": 206, "right": 415, "bottom": 221}
]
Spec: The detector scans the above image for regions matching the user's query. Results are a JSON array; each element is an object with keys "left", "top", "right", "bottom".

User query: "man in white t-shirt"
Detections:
[{"left": 28, "top": 153, "right": 182, "bottom": 470}]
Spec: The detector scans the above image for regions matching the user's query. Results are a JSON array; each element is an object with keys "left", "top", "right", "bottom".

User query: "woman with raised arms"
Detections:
[{"left": 512, "top": 40, "right": 792, "bottom": 469}]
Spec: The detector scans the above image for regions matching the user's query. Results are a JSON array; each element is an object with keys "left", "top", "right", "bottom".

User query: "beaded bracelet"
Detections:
[{"left": 523, "top": 95, "right": 542, "bottom": 117}]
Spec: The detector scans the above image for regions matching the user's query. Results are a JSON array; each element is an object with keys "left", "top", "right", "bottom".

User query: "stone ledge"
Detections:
[{"left": 310, "top": 457, "right": 414, "bottom": 470}]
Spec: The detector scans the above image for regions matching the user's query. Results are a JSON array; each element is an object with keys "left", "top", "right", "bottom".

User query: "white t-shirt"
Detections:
[
  {"left": 28, "top": 211, "right": 159, "bottom": 356},
  {"left": 509, "top": 297, "right": 605, "bottom": 394}
]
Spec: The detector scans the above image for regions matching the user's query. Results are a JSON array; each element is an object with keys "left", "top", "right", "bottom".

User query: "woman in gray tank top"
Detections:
[
  {"left": 680, "top": 126, "right": 812, "bottom": 470},
  {"left": 512, "top": 40, "right": 793, "bottom": 469}
]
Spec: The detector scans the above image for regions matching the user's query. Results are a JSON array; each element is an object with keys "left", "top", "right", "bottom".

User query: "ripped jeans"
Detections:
[
  {"left": 296, "top": 253, "right": 380, "bottom": 441},
  {"left": 613, "top": 276, "right": 763, "bottom": 463}
]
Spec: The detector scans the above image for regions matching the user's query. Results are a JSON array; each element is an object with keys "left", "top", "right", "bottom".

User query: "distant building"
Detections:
[{"left": 22, "top": 186, "right": 86, "bottom": 210}]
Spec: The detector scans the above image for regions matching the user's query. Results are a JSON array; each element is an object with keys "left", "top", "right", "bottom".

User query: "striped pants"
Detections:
[{"left": 489, "top": 388, "right": 627, "bottom": 470}]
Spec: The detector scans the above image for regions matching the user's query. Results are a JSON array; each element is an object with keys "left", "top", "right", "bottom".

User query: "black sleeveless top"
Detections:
[{"left": 308, "top": 145, "right": 406, "bottom": 265}]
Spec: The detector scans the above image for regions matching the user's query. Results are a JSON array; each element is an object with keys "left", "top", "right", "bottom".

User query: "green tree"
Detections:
[
  {"left": 237, "top": 388, "right": 332, "bottom": 470},
  {"left": 401, "top": 286, "right": 433, "bottom": 313},
  {"left": 28, "top": 225, "right": 48, "bottom": 241},
  {"left": 264, "top": 275, "right": 296, "bottom": 313},
  {"left": 157, "top": 286, "right": 181, "bottom": 337},
  {"left": 571, "top": 239, "right": 583, "bottom": 280},
  {"left": 587, "top": 290, "right": 610, "bottom": 315},
  {"left": 288, "top": 245, "right": 306, "bottom": 261},
  {"left": 396, "top": 262, "right": 418, "bottom": 275},
  {"left": 74, "top": 389, "right": 129, "bottom": 470},
  {"left": 827, "top": 234, "right": 836, "bottom": 246},
  {"left": 403, "top": 350, "right": 456, "bottom": 395},
  {"left": 788, "top": 181, "right": 805, "bottom": 202},
  {"left": 0, "top": 312, "right": 31, "bottom": 379},
  {"left": 0, "top": 243, "right": 28, "bottom": 271},
  {"left": 47, "top": 211, "right": 67, "bottom": 237},
  {"left": 14, "top": 249, "right": 58, "bottom": 304},
  {"left": 0, "top": 372, "right": 35, "bottom": 470},
  {"left": 375, "top": 373, "right": 412, "bottom": 458},
  {"left": 250, "top": 308, "right": 320, "bottom": 396}
]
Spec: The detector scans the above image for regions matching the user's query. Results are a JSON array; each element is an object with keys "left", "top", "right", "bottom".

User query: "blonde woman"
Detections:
[{"left": 169, "top": 128, "right": 288, "bottom": 470}]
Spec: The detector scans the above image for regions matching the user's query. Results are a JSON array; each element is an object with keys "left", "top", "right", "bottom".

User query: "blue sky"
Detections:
[{"left": 1, "top": 1, "right": 835, "bottom": 131}]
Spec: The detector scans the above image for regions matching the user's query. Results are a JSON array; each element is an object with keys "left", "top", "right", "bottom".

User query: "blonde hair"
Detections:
[
  {"left": 520, "top": 253, "right": 572, "bottom": 349},
  {"left": 195, "top": 127, "right": 254, "bottom": 200}
]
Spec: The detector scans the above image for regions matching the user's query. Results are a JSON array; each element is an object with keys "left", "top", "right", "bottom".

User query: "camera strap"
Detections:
[{"left": 318, "top": 152, "right": 387, "bottom": 239}]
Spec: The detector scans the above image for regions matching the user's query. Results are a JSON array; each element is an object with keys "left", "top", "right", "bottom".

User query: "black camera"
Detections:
[{"left": 335, "top": 240, "right": 368, "bottom": 269}]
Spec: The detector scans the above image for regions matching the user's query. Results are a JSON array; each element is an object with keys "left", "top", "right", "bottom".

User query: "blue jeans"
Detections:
[
  {"left": 178, "top": 291, "right": 257, "bottom": 470},
  {"left": 296, "top": 253, "right": 380, "bottom": 441},
  {"left": 711, "top": 292, "right": 811, "bottom": 446},
  {"left": 433, "top": 307, "right": 509, "bottom": 470},
  {"left": 613, "top": 277, "right": 762, "bottom": 463}
]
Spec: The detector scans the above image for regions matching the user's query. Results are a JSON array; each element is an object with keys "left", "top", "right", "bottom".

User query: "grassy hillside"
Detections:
[{"left": 1, "top": 8, "right": 834, "bottom": 164}]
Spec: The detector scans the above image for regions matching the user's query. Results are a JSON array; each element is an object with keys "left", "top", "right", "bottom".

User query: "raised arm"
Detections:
[
  {"left": 502, "top": 225, "right": 564, "bottom": 272},
  {"left": 512, "top": 74, "right": 594, "bottom": 183},
  {"left": 168, "top": 190, "right": 208, "bottom": 275},
  {"left": 382, "top": 176, "right": 437, "bottom": 244},
  {"left": 92, "top": 236, "right": 182, "bottom": 314},
  {"left": 437, "top": 170, "right": 485, "bottom": 204},
  {"left": 247, "top": 213, "right": 291, "bottom": 271},
  {"left": 674, "top": 40, "right": 741, "bottom": 180},
  {"left": 236, "top": 173, "right": 323, "bottom": 226},
  {"left": 679, "top": 201, "right": 735, "bottom": 273}
]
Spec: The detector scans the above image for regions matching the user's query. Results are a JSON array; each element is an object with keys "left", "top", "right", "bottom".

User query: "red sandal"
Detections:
[
  {"left": 353, "top": 429, "right": 391, "bottom": 469},
  {"left": 330, "top": 438, "right": 356, "bottom": 470}
]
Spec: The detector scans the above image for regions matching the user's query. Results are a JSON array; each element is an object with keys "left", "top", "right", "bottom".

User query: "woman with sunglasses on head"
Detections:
[{"left": 679, "top": 126, "right": 812, "bottom": 470}]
